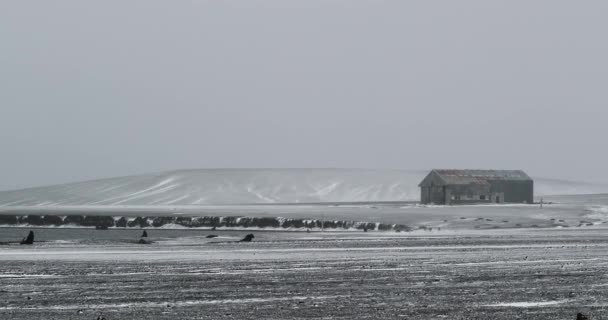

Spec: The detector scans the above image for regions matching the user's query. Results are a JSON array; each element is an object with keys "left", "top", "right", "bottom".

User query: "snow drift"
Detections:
[{"left": 0, "top": 168, "right": 606, "bottom": 206}]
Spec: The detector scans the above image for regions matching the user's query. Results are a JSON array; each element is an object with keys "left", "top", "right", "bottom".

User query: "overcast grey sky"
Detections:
[{"left": 1, "top": 1, "right": 607, "bottom": 190}]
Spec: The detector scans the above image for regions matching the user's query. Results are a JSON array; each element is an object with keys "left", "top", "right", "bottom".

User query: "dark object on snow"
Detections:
[
  {"left": 20, "top": 231, "right": 34, "bottom": 245},
  {"left": 95, "top": 225, "right": 108, "bottom": 230},
  {"left": 138, "top": 238, "right": 152, "bottom": 244},
  {"left": 141, "top": 230, "right": 148, "bottom": 238},
  {"left": 577, "top": 313, "right": 589, "bottom": 320},
  {"left": 363, "top": 227, "right": 368, "bottom": 232},
  {"left": 206, "top": 235, "right": 218, "bottom": 238},
  {"left": 239, "top": 234, "right": 255, "bottom": 242}
]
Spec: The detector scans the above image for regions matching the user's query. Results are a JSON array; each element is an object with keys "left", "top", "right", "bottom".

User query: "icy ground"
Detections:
[
  {"left": 1, "top": 228, "right": 608, "bottom": 319},
  {"left": 2, "top": 191, "right": 608, "bottom": 318}
]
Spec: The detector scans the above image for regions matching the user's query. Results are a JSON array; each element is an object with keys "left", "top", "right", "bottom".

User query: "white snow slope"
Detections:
[{"left": 0, "top": 168, "right": 606, "bottom": 206}]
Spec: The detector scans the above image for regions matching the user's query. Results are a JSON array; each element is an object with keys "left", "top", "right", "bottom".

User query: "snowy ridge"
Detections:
[{"left": 0, "top": 168, "right": 606, "bottom": 206}]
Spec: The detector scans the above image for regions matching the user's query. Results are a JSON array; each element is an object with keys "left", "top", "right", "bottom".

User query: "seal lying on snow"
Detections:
[
  {"left": 20, "top": 231, "right": 34, "bottom": 245},
  {"left": 239, "top": 234, "right": 255, "bottom": 242},
  {"left": 206, "top": 234, "right": 255, "bottom": 244}
]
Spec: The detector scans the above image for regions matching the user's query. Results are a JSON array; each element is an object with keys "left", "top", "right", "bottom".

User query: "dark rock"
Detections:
[
  {"left": 304, "top": 221, "right": 316, "bottom": 229},
  {"left": 206, "top": 235, "right": 218, "bottom": 238},
  {"left": 323, "top": 220, "right": 338, "bottom": 229},
  {"left": 377, "top": 223, "right": 392, "bottom": 231},
  {"left": 0, "top": 215, "right": 18, "bottom": 225},
  {"left": 335, "top": 220, "right": 345, "bottom": 229},
  {"left": 83, "top": 216, "right": 114, "bottom": 228},
  {"left": 253, "top": 217, "right": 281, "bottom": 228},
  {"left": 239, "top": 234, "right": 255, "bottom": 242},
  {"left": 357, "top": 223, "right": 375, "bottom": 231},
  {"left": 394, "top": 224, "right": 411, "bottom": 232},
  {"left": 199, "top": 216, "right": 221, "bottom": 228},
  {"left": 222, "top": 217, "right": 239, "bottom": 227},
  {"left": 22, "top": 215, "right": 44, "bottom": 226},
  {"left": 175, "top": 217, "right": 193, "bottom": 227},
  {"left": 283, "top": 219, "right": 305, "bottom": 229},
  {"left": 20, "top": 231, "right": 34, "bottom": 245},
  {"left": 115, "top": 217, "right": 127, "bottom": 228},
  {"left": 152, "top": 216, "right": 174, "bottom": 227},
  {"left": 235, "top": 217, "right": 252, "bottom": 228},
  {"left": 313, "top": 220, "right": 323, "bottom": 229},
  {"left": 577, "top": 313, "right": 589, "bottom": 320},
  {"left": 42, "top": 215, "right": 63, "bottom": 226},
  {"left": 236, "top": 217, "right": 281, "bottom": 228},
  {"left": 190, "top": 217, "right": 205, "bottom": 228},
  {"left": 64, "top": 215, "right": 84, "bottom": 225},
  {"left": 127, "top": 216, "right": 150, "bottom": 228}
]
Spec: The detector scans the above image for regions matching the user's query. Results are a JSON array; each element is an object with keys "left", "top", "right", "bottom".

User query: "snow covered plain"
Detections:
[
  {"left": 0, "top": 193, "right": 608, "bottom": 319},
  {"left": 1, "top": 228, "right": 608, "bottom": 319},
  {"left": 2, "top": 169, "right": 608, "bottom": 318}
]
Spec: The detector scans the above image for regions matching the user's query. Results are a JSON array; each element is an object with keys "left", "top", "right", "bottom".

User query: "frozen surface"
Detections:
[
  {"left": 1, "top": 168, "right": 607, "bottom": 206},
  {"left": 1, "top": 228, "right": 607, "bottom": 319}
]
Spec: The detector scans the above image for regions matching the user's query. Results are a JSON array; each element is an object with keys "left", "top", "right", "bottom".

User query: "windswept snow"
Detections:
[
  {"left": 0, "top": 168, "right": 606, "bottom": 206},
  {"left": 2, "top": 228, "right": 608, "bottom": 319},
  {"left": 484, "top": 300, "right": 569, "bottom": 308}
]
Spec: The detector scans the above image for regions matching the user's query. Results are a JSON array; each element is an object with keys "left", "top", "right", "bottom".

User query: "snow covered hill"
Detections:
[{"left": 0, "top": 168, "right": 606, "bottom": 206}]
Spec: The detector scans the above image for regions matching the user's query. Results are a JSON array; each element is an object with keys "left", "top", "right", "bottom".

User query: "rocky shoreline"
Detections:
[{"left": 0, "top": 215, "right": 410, "bottom": 232}]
